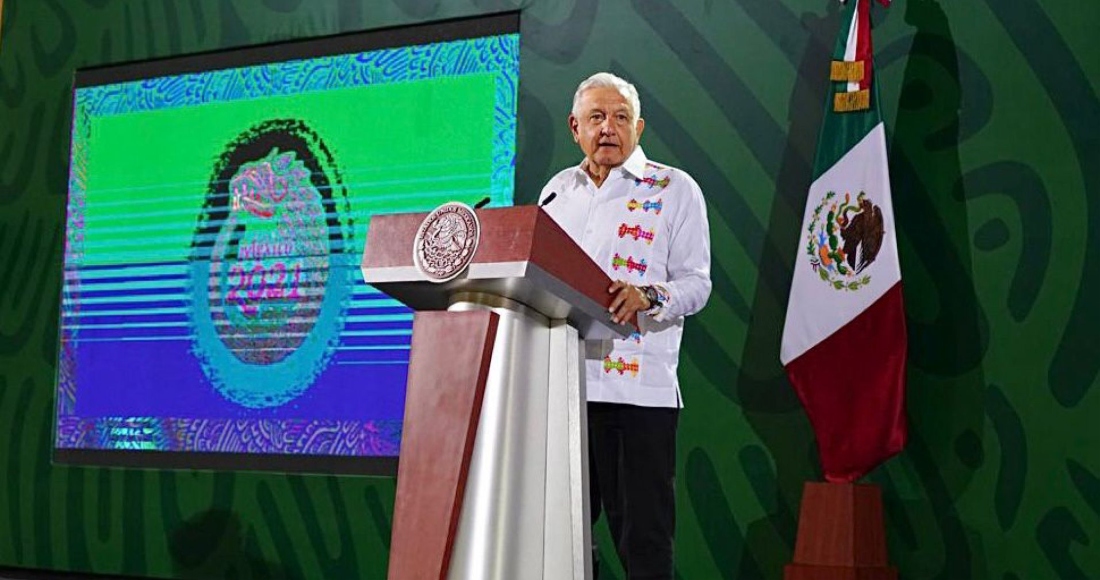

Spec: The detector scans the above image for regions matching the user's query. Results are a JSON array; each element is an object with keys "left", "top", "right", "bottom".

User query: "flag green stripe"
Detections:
[{"left": 812, "top": 0, "right": 884, "bottom": 180}]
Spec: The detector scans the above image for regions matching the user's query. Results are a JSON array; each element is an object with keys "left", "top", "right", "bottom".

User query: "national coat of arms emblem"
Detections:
[
  {"left": 806, "top": 191, "right": 885, "bottom": 291},
  {"left": 414, "top": 202, "right": 480, "bottom": 283}
]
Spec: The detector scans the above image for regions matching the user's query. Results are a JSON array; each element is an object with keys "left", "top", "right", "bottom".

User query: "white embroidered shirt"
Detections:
[{"left": 539, "top": 147, "right": 712, "bottom": 408}]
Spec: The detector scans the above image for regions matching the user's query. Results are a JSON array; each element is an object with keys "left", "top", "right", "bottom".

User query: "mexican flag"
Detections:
[{"left": 780, "top": 0, "right": 907, "bottom": 483}]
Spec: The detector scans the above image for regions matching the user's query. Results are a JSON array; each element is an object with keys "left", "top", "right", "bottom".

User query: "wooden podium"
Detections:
[{"left": 361, "top": 206, "right": 630, "bottom": 580}]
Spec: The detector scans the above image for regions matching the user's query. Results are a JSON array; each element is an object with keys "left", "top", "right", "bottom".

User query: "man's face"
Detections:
[{"left": 569, "top": 86, "right": 645, "bottom": 171}]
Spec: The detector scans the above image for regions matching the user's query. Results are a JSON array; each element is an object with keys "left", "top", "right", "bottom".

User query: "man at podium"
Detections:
[{"left": 538, "top": 72, "right": 713, "bottom": 580}]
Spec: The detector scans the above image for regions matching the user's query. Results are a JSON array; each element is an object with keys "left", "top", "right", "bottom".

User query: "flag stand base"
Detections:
[{"left": 783, "top": 482, "right": 897, "bottom": 580}]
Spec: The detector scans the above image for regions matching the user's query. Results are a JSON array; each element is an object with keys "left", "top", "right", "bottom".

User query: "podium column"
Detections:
[{"left": 445, "top": 293, "right": 592, "bottom": 580}]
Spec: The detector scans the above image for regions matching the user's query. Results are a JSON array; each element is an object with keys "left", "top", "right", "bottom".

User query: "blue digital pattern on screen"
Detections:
[{"left": 57, "top": 32, "right": 519, "bottom": 458}]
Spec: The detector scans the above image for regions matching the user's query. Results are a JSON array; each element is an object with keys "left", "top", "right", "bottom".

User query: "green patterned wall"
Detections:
[{"left": 1, "top": 0, "right": 1097, "bottom": 578}]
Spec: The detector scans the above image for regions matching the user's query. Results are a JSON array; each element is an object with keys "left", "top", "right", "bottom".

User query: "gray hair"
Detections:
[{"left": 571, "top": 72, "right": 642, "bottom": 122}]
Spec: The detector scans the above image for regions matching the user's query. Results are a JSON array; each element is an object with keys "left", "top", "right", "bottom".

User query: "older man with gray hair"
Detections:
[{"left": 538, "top": 72, "right": 712, "bottom": 579}]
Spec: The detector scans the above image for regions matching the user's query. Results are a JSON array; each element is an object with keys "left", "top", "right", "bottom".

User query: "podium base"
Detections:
[{"left": 783, "top": 482, "right": 896, "bottom": 580}]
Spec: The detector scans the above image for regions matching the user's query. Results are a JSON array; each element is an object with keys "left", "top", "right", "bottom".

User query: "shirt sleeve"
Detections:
[{"left": 648, "top": 173, "right": 712, "bottom": 322}]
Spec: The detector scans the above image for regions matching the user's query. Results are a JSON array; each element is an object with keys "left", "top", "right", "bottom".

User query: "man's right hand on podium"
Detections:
[{"left": 607, "top": 280, "right": 650, "bottom": 327}]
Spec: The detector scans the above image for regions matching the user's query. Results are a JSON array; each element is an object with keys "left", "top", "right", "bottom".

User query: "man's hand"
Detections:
[{"left": 607, "top": 280, "right": 650, "bottom": 326}]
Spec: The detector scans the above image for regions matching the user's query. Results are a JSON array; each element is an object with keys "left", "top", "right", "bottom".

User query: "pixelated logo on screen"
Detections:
[{"left": 189, "top": 119, "right": 354, "bottom": 409}]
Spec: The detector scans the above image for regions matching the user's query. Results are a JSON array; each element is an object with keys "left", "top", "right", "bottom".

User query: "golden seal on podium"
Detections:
[{"left": 413, "top": 201, "right": 481, "bottom": 283}]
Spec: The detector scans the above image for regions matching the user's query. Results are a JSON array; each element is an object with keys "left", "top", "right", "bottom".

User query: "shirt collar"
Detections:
[{"left": 575, "top": 146, "right": 649, "bottom": 183}]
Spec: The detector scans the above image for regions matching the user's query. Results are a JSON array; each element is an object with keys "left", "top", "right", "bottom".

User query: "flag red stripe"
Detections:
[{"left": 784, "top": 282, "right": 907, "bottom": 482}]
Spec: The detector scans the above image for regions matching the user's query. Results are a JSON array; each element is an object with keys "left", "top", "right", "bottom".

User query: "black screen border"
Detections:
[
  {"left": 55, "top": 448, "right": 399, "bottom": 477},
  {"left": 75, "top": 11, "right": 519, "bottom": 88}
]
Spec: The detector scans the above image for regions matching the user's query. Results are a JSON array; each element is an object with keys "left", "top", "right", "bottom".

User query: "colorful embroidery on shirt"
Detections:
[
  {"left": 617, "top": 223, "right": 656, "bottom": 244},
  {"left": 603, "top": 356, "right": 640, "bottom": 377},
  {"left": 626, "top": 198, "right": 663, "bottom": 215},
  {"left": 627, "top": 331, "right": 642, "bottom": 344},
  {"left": 634, "top": 175, "right": 671, "bottom": 189},
  {"left": 611, "top": 253, "right": 648, "bottom": 276}
]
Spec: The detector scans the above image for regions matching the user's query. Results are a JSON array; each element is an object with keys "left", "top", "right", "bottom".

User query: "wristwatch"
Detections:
[{"left": 640, "top": 285, "right": 662, "bottom": 312}]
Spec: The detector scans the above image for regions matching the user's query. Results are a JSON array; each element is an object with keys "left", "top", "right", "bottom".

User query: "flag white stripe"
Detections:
[{"left": 845, "top": 1, "right": 861, "bottom": 92}]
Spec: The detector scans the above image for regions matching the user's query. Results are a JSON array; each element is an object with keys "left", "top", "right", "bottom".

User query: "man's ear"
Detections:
[
  {"left": 635, "top": 117, "right": 645, "bottom": 141},
  {"left": 569, "top": 113, "right": 580, "bottom": 142}
]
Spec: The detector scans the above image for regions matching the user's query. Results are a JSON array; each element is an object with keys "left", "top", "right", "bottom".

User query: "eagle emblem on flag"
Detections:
[{"left": 806, "top": 190, "right": 884, "bottom": 291}]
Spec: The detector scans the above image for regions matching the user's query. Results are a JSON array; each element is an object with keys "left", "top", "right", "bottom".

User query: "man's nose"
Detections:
[{"left": 599, "top": 120, "right": 616, "bottom": 134}]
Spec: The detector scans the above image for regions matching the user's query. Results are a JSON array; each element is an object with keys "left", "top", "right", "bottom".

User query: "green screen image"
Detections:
[{"left": 57, "top": 23, "right": 520, "bottom": 474}]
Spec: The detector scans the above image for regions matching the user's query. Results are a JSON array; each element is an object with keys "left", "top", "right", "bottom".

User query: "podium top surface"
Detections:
[{"left": 361, "top": 205, "right": 631, "bottom": 340}]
